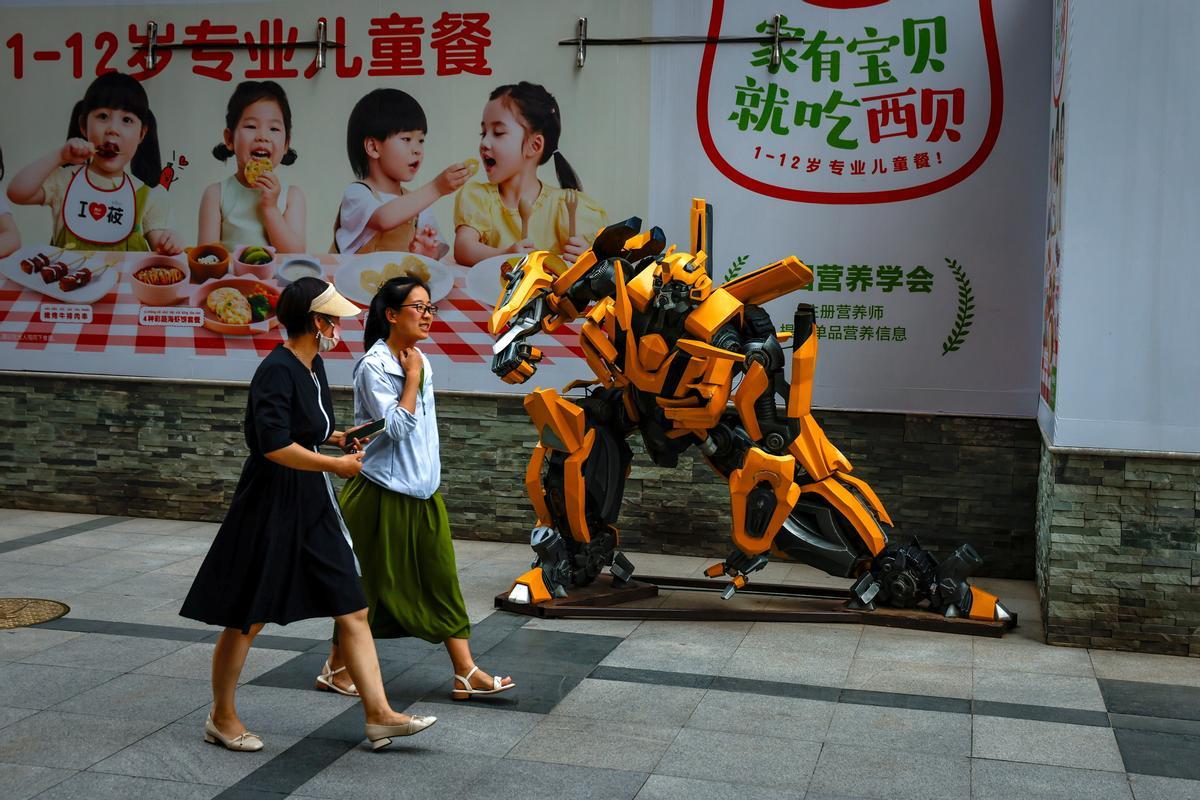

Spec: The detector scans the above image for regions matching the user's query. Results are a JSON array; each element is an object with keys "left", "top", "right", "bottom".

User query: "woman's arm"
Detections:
[{"left": 265, "top": 441, "right": 363, "bottom": 478}]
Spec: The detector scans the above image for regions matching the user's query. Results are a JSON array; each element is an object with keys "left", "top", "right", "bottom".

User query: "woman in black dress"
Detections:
[{"left": 181, "top": 277, "right": 436, "bottom": 752}]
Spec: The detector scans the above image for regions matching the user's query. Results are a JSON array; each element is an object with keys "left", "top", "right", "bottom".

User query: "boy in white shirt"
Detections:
[{"left": 334, "top": 89, "right": 472, "bottom": 256}]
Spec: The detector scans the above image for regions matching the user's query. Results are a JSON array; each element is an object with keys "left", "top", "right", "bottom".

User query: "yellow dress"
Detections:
[{"left": 453, "top": 181, "right": 606, "bottom": 257}]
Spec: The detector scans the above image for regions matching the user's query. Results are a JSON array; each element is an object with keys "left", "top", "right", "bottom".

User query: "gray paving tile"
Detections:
[
  {"left": 825, "top": 703, "right": 971, "bottom": 756},
  {"left": 466, "top": 758, "right": 647, "bottom": 800},
  {"left": 126, "top": 537, "right": 215, "bottom": 557},
  {"left": 413, "top": 658, "right": 582, "bottom": 715},
  {"left": 636, "top": 774, "right": 794, "bottom": 800},
  {"left": 600, "top": 636, "right": 738, "bottom": 676},
  {"left": 56, "top": 530, "right": 163, "bottom": 550},
  {"left": 0, "top": 542, "right": 112, "bottom": 566},
  {"left": 654, "top": 727, "right": 822, "bottom": 790},
  {"left": 4, "top": 564, "right": 142, "bottom": 594},
  {"left": 1115, "top": 728, "right": 1200, "bottom": 781},
  {"left": 720, "top": 645, "right": 853, "bottom": 688},
  {"left": 51, "top": 673, "right": 211, "bottom": 723},
  {"left": 739, "top": 622, "right": 862, "bottom": 657},
  {"left": 973, "top": 637, "right": 1095, "bottom": 677},
  {"left": 1100, "top": 679, "right": 1200, "bottom": 722},
  {"left": 97, "top": 571, "right": 198, "bottom": 599},
  {"left": 0, "top": 627, "right": 84, "bottom": 661},
  {"left": 0, "top": 560, "right": 54, "bottom": 581},
  {"left": 971, "top": 759, "right": 1134, "bottom": 800},
  {"left": 840, "top": 687, "right": 969, "bottom": 714},
  {"left": 0, "top": 762, "right": 75, "bottom": 800},
  {"left": 135, "top": 642, "right": 296, "bottom": 684},
  {"left": 0, "top": 663, "right": 122, "bottom": 710},
  {"left": 1129, "top": 773, "right": 1200, "bottom": 800},
  {"left": 228, "top": 733, "right": 357, "bottom": 795},
  {"left": 972, "top": 715, "right": 1125, "bottom": 772},
  {"left": 710, "top": 674, "right": 841, "bottom": 703},
  {"left": 807, "top": 742, "right": 970, "bottom": 800},
  {"left": 56, "top": 591, "right": 179, "bottom": 622},
  {"left": 1109, "top": 713, "right": 1200, "bottom": 737},
  {"left": 509, "top": 715, "right": 678, "bottom": 772},
  {"left": 552, "top": 677, "right": 706, "bottom": 726},
  {"left": 175, "top": 684, "right": 356, "bottom": 739},
  {"left": 89, "top": 719, "right": 299, "bottom": 785},
  {"left": 1091, "top": 650, "right": 1200, "bottom": 689},
  {"left": 0, "top": 711, "right": 159, "bottom": 769},
  {"left": 853, "top": 626, "right": 973, "bottom": 667},
  {"left": 0, "top": 705, "right": 38, "bottom": 730},
  {"left": 590, "top": 665, "right": 715, "bottom": 690},
  {"left": 483, "top": 628, "right": 624, "bottom": 677},
  {"left": 397, "top": 701, "right": 541, "bottom": 757},
  {"left": 68, "top": 549, "right": 193, "bottom": 573},
  {"left": 686, "top": 687, "right": 835, "bottom": 742},
  {"left": 293, "top": 748, "right": 498, "bottom": 800},
  {"left": 972, "top": 699, "right": 1108, "bottom": 727},
  {"left": 844, "top": 659, "right": 972, "bottom": 699},
  {"left": 33, "top": 771, "right": 223, "bottom": 800},
  {"left": 975, "top": 669, "right": 1106, "bottom": 711},
  {"left": 19, "top": 632, "right": 190, "bottom": 672}
]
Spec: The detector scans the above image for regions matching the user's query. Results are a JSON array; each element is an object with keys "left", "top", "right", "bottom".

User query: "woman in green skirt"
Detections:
[{"left": 319, "top": 276, "right": 514, "bottom": 700}]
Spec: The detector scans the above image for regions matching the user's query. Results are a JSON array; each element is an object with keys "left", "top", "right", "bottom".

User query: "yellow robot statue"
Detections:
[{"left": 487, "top": 198, "right": 1014, "bottom": 624}]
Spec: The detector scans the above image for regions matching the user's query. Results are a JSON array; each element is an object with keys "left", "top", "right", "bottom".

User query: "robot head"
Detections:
[
  {"left": 488, "top": 251, "right": 568, "bottom": 335},
  {"left": 653, "top": 251, "right": 713, "bottom": 309}
]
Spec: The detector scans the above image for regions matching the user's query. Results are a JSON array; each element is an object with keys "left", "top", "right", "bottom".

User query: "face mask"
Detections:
[{"left": 316, "top": 320, "right": 339, "bottom": 352}]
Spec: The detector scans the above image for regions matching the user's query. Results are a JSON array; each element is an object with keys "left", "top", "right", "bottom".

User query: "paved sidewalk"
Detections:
[{"left": 1, "top": 509, "right": 1199, "bottom": 799}]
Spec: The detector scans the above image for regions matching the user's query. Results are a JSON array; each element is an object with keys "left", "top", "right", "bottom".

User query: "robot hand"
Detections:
[{"left": 492, "top": 341, "right": 543, "bottom": 384}]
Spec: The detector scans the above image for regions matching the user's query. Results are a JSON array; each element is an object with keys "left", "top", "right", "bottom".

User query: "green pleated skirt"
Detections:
[{"left": 338, "top": 475, "right": 470, "bottom": 643}]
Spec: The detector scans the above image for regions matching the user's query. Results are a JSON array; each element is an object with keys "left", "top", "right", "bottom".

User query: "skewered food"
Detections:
[{"left": 95, "top": 142, "right": 119, "bottom": 159}]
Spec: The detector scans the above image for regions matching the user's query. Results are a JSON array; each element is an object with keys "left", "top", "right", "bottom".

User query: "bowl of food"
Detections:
[
  {"left": 191, "top": 277, "right": 280, "bottom": 335},
  {"left": 232, "top": 245, "right": 278, "bottom": 280},
  {"left": 187, "top": 243, "right": 230, "bottom": 283},
  {"left": 275, "top": 256, "right": 323, "bottom": 286},
  {"left": 130, "top": 255, "right": 190, "bottom": 305}
]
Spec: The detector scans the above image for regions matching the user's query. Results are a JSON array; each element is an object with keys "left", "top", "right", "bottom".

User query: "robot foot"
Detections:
[
  {"left": 704, "top": 551, "right": 770, "bottom": 600},
  {"left": 858, "top": 541, "right": 1017, "bottom": 626},
  {"left": 609, "top": 551, "right": 636, "bottom": 586}
]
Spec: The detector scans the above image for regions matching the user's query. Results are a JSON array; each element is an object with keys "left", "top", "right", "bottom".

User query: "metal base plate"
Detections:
[{"left": 495, "top": 574, "right": 1016, "bottom": 638}]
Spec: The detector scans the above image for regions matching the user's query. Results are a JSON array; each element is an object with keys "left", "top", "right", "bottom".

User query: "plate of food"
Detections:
[
  {"left": 0, "top": 246, "right": 122, "bottom": 304},
  {"left": 191, "top": 277, "right": 280, "bottom": 335},
  {"left": 335, "top": 252, "right": 452, "bottom": 308},
  {"left": 464, "top": 253, "right": 525, "bottom": 309}
]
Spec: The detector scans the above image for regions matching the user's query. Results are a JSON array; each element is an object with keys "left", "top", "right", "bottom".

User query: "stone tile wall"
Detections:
[
  {"left": 1037, "top": 443, "right": 1200, "bottom": 656},
  {"left": 1, "top": 374, "right": 1038, "bottom": 578}
]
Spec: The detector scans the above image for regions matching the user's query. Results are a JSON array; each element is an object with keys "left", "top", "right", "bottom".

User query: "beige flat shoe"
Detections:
[
  {"left": 452, "top": 665, "right": 516, "bottom": 700},
  {"left": 365, "top": 715, "right": 437, "bottom": 751},
  {"left": 315, "top": 659, "right": 359, "bottom": 697},
  {"left": 204, "top": 714, "right": 264, "bottom": 752}
]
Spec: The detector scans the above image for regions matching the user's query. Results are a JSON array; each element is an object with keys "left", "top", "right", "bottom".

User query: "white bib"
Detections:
[{"left": 62, "top": 167, "right": 137, "bottom": 245}]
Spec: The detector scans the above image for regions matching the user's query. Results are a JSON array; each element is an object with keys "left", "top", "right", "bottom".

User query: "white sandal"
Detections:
[
  {"left": 315, "top": 659, "right": 360, "bottom": 697},
  {"left": 452, "top": 665, "right": 516, "bottom": 700}
]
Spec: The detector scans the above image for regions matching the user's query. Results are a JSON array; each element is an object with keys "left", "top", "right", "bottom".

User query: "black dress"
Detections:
[{"left": 180, "top": 345, "right": 366, "bottom": 632}]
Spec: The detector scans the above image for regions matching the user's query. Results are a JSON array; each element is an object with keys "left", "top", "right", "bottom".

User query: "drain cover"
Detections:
[{"left": 0, "top": 598, "right": 70, "bottom": 630}]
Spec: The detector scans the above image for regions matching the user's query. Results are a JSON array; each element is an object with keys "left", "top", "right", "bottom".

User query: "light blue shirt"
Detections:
[{"left": 353, "top": 339, "right": 440, "bottom": 499}]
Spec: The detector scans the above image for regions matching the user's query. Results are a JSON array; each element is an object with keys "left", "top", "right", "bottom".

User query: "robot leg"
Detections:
[{"left": 507, "top": 389, "right": 634, "bottom": 605}]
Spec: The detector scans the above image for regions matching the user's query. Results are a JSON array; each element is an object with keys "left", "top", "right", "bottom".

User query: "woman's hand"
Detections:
[
  {"left": 399, "top": 347, "right": 423, "bottom": 375},
  {"left": 330, "top": 449, "right": 364, "bottom": 479},
  {"left": 61, "top": 138, "right": 94, "bottom": 166}
]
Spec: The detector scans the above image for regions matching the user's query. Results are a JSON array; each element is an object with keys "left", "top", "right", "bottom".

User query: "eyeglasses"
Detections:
[{"left": 399, "top": 303, "right": 439, "bottom": 317}]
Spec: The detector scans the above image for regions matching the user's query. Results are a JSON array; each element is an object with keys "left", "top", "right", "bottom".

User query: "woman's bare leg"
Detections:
[
  {"left": 334, "top": 608, "right": 412, "bottom": 725},
  {"left": 325, "top": 623, "right": 355, "bottom": 693},
  {"left": 210, "top": 623, "right": 264, "bottom": 736},
  {"left": 445, "top": 637, "right": 513, "bottom": 692}
]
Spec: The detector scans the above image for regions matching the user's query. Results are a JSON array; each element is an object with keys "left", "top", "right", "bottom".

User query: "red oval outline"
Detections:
[
  {"left": 803, "top": 0, "right": 889, "bottom": 8},
  {"left": 696, "top": 0, "right": 1004, "bottom": 205}
]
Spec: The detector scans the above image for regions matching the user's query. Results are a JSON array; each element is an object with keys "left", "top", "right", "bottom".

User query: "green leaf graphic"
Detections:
[
  {"left": 723, "top": 254, "right": 749, "bottom": 282},
  {"left": 941, "top": 258, "right": 975, "bottom": 356}
]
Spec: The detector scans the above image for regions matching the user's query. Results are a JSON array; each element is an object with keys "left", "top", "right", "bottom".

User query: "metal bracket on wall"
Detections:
[
  {"left": 135, "top": 18, "right": 344, "bottom": 72},
  {"left": 561, "top": 14, "right": 796, "bottom": 70}
]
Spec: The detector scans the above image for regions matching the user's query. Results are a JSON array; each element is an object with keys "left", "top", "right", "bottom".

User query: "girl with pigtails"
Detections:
[
  {"left": 454, "top": 81, "right": 606, "bottom": 266},
  {"left": 317, "top": 277, "right": 515, "bottom": 701}
]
